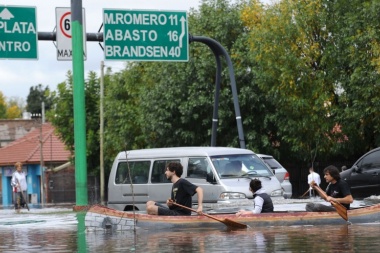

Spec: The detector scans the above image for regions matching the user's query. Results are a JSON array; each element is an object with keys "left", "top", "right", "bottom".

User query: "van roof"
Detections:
[{"left": 117, "top": 147, "right": 254, "bottom": 159}]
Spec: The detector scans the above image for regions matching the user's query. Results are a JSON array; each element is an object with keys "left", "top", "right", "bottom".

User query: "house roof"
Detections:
[{"left": 0, "top": 122, "right": 71, "bottom": 166}]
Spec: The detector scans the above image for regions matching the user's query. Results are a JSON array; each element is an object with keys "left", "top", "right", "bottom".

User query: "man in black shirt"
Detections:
[
  {"left": 306, "top": 165, "right": 353, "bottom": 212},
  {"left": 146, "top": 162, "right": 204, "bottom": 215}
]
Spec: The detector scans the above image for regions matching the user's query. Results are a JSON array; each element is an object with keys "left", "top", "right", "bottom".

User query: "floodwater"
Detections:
[{"left": 0, "top": 203, "right": 379, "bottom": 252}]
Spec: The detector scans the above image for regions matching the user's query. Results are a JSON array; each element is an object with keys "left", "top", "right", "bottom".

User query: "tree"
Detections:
[
  {"left": 123, "top": 0, "right": 260, "bottom": 149},
  {"left": 0, "top": 92, "right": 23, "bottom": 119},
  {"left": 240, "top": 0, "right": 350, "bottom": 163},
  {"left": 326, "top": 0, "right": 380, "bottom": 153},
  {"left": 26, "top": 84, "right": 54, "bottom": 114},
  {"left": 0, "top": 91, "right": 6, "bottom": 119},
  {"left": 6, "top": 105, "right": 22, "bottom": 119},
  {"left": 102, "top": 0, "right": 273, "bottom": 155},
  {"left": 47, "top": 71, "right": 101, "bottom": 174}
]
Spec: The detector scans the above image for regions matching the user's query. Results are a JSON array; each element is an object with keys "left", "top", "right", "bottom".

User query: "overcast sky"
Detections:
[{"left": 0, "top": 0, "right": 270, "bottom": 102}]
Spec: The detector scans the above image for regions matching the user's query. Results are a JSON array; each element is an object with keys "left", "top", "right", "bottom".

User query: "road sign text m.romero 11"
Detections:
[{"left": 103, "top": 9, "right": 188, "bottom": 62}]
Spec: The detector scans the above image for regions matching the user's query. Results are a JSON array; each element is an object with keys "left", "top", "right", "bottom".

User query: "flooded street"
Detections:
[{"left": 0, "top": 203, "right": 379, "bottom": 252}]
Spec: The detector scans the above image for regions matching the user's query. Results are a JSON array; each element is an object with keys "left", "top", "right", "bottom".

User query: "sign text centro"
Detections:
[
  {"left": 0, "top": 6, "right": 38, "bottom": 59},
  {"left": 103, "top": 9, "right": 188, "bottom": 62}
]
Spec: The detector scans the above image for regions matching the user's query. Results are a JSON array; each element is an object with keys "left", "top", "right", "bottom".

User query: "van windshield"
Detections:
[{"left": 210, "top": 154, "right": 273, "bottom": 178}]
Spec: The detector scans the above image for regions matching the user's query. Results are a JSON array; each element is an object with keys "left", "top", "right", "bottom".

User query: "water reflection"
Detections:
[
  {"left": 85, "top": 224, "right": 380, "bottom": 253},
  {"left": 0, "top": 208, "right": 379, "bottom": 252}
]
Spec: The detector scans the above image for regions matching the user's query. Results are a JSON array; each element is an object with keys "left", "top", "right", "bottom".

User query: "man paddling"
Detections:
[
  {"left": 306, "top": 165, "right": 353, "bottom": 212},
  {"left": 235, "top": 179, "right": 274, "bottom": 216},
  {"left": 146, "top": 162, "right": 204, "bottom": 216}
]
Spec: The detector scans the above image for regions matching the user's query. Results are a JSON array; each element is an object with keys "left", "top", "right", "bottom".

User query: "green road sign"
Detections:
[
  {"left": 103, "top": 9, "right": 188, "bottom": 62},
  {"left": 0, "top": 6, "right": 38, "bottom": 59}
]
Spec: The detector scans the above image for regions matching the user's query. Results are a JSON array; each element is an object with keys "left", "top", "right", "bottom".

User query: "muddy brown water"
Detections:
[{"left": 0, "top": 208, "right": 379, "bottom": 252}]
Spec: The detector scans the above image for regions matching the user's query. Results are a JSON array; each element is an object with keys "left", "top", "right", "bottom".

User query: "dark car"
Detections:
[{"left": 340, "top": 147, "right": 380, "bottom": 198}]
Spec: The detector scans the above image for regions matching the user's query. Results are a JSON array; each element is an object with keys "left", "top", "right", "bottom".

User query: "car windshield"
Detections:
[{"left": 210, "top": 154, "right": 273, "bottom": 178}]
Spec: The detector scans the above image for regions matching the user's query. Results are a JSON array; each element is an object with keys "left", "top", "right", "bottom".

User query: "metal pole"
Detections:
[
  {"left": 210, "top": 50, "right": 222, "bottom": 147},
  {"left": 100, "top": 61, "right": 105, "bottom": 205},
  {"left": 71, "top": 0, "right": 88, "bottom": 206},
  {"left": 39, "top": 109, "right": 44, "bottom": 206},
  {"left": 190, "top": 35, "right": 246, "bottom": 149}
]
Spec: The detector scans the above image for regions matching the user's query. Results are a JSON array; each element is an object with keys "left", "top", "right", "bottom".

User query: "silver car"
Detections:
[{"left": 257, "top": 154, "right": 292, "bottom": 198}]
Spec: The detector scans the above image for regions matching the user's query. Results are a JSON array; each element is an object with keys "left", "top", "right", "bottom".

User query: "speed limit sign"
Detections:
[{"left": 56, "top": 7, "right": 87, "bottom": 61}]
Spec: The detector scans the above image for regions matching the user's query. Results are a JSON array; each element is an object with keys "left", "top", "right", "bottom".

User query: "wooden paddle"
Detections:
[
  {"left": 311, "top": 182, "right": 347, "bottom": 221},
  {"left": 300, "top": 188, "right": 310, "bottom": 198},
  {"left": 172, "top": 202, "right": 248, "bottom": 229}
]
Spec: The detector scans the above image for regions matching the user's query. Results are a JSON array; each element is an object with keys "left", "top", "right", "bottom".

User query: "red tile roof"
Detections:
[{"left": 0, "top": 122, "right": 71, "bottom": 166}]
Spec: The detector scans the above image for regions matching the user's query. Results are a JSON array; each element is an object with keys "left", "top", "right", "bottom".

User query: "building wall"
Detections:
[
  {"left": 1, "top": 165, "right": 42, "bottom": 207},
  {"left": 2, "top": 164, "right": 101, "bottom": 206},
  {"left": 0, "top": 120, "right": 37, "bottom": 148}
]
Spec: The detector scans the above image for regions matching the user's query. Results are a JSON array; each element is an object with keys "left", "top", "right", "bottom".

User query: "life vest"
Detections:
[{"left": 254, "top": 193, "right": 274, "bottom": 213}]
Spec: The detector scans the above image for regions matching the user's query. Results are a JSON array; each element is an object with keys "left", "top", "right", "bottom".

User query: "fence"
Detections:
[
  {"left": 283, "top": 158, "right": 357, "bottom": 198},
  {"left": 47, "top": 172, "right": 100, "bottom": 204}
]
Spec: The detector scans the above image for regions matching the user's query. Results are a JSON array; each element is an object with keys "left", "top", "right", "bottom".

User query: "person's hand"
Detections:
[
  {"left": 235, "top": 210, "right": 246, "bottom": 217},
  {"left": 166, "top": 199, "right": 173, "bottom": 207},
  {"left": 326, "top": 196, "right": 335, "bottom": 203},
  {"left": 196, "top": 205, "right": 203, "bottom": 215}
]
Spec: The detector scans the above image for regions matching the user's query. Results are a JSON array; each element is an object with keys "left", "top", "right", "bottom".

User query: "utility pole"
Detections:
[
  {"left": 100, "top": 61, "right": 105, "bottom": 205},
  {"left": 40, "top": 101, "right": 45, "bottom": 206}
]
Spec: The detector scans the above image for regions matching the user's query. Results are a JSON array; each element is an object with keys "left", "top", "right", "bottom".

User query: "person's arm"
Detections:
[
  {"left": 252, "top": 196, "right": 264, "bottom": 214},
  {"left": 326, "top": 194, "right": 353, "bottom": 204},
  {"left": 11, "top": 174, "right": 17, "bottom": 188},
  {"left": 235, "top": 196, "right": 264, "bottom": 216},
  {"left": 195, "top": 187, "right": 203, "bottom": 214},
  {"left": 307, "top": 175, "right": 312, "bottom": 185}
]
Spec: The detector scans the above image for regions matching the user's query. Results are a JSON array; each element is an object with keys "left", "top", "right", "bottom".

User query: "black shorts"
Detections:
[{"left": 157, "top": 206, "right": 189, "bottom": 216}]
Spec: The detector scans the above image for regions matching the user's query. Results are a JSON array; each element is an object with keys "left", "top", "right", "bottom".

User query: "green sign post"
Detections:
[
  {"left": 103, "top": 9, "right": 188, "bottom": 61},
  {"left": 0, "top": 6, "right": 38, "bottom": 59}
]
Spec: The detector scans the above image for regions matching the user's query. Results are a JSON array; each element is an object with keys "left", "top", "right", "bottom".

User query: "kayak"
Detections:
[{"left": 84, "top": 203, "right": 380, "bottom": 230}]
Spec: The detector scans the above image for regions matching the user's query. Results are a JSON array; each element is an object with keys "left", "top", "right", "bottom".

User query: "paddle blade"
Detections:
[
  {"left": 224, "top": 218, "right": 248, "bottom": 229},
  {"left": 332, "top": 202, "right": 348, "bottom": 221}
]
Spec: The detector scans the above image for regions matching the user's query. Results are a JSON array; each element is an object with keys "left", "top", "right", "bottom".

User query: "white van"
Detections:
[{"left": 108, "top": 147, "right": 283, "bottom": 211}]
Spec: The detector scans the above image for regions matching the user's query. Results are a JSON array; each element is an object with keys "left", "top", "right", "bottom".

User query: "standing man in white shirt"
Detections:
[
  {"left": 11, "top": 162, "right": 28, "bottom": 213},
  {"left": 308, "top": 167, "right": 321, "bottom": 198}
]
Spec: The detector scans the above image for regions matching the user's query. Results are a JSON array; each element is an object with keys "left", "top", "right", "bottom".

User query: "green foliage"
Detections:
[
  {"left": 26, "top": 84, "right": 54, "bottom": 114},
  {"left": 0, "top": 92, "right": 24, "bottom": 119},
  {"left": 0, "top": 91, "right": 6, "bottom": 118},
  {"left": 47, "top": 71, "right": 101, "bottom": 174},
  {"left": 45, "top": 0, "right": 380, "bottom": 178},
  {"left": 326, "top": 0, "right": 380, "bottom": 153},
  {"left": 103, "top": 0, "right": 255, "bottom": 152}
]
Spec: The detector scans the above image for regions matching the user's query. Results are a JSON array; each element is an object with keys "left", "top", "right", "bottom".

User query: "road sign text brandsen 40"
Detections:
[
  {"left": 103, "top": 9, "right": 188, "bottom": 61},
  {"left": 0, "top": 6, "right": 38, "bottom": 59}
]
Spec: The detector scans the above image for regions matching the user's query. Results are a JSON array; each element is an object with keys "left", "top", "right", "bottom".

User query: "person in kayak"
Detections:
[
  {"left": 235, "top": 179, "right": 274, "bottom": 216},
  {"left": 146, "top": 162, "right": 204, "bottom": 216}
]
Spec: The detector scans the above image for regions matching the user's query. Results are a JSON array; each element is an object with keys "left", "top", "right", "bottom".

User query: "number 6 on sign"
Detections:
[
  {"left": 60, "top": 12, "right": 71, "bottom": 38},
  {"left": 55, "top": 7, "right": 87, "bottom": 61}
]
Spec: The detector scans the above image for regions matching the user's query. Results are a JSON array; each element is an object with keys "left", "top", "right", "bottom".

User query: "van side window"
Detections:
[
  {"left": 151, "top": 160, "right": 180, "bottom": 183},
  {"left": 115, "top": 161, "right": 150, "bottom": 184},
  {"left": 187, "top": 158, "right": 209, "bottom": 178}
]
